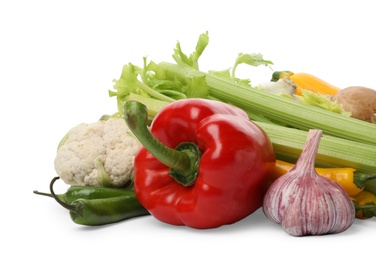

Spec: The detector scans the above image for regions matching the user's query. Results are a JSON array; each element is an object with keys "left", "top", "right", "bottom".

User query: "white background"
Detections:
[{"left": 1, "top": 0, "right": 375, "bottom": 259}]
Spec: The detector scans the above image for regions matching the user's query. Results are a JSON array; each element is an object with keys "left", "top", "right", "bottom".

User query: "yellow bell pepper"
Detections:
[
  {"left": 271, "top": 160, "right": 376, "bottom": 197},
  {"left": 352, "top": 190, "right": 376, "bottom": 219},
  {"left": 271, "top": 71, "right": 341, "bottom": 96}
]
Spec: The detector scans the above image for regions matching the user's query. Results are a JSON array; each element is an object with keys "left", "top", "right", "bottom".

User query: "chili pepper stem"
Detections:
[
  {"left": 124, "top": 100, "right": 200, "bottom": 186},
  {"left": 353, "top": 171, "right": 376, "bottom": 189},
  {"left": 353, "top": 200, "right": 376, "bottom": 218},
  {"left": 33, "top": 190, "right": 53, "bottom": 198},
  {"left": 49, "top": 177, "right": 79, "bottom": 213},
  {"left": 365, "top": 179, "right": 376, "bottom": 195}
]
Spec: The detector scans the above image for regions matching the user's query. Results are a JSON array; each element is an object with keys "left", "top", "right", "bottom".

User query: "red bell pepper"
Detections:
[{"left": 124, "top": 98, "right": 276, "bottom": 229}]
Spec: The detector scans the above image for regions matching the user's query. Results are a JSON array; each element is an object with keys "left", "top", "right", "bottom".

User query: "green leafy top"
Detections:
[
  {"left": 172, "top": 31, "right": 209, "bottom": 70},
  {"left": 108, "top": 31, "right": 273, "bottom": 117},
  {"left": 296, "top": 89, "right": 352, "bottom": 117},
  {"left": 231, "top": 53, "right": 273, "bottom": 81}
]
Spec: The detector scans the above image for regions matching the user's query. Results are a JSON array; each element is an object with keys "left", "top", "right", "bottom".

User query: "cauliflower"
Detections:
[{"left": 54, "top": 117, "right": 142, "bottom": 188}]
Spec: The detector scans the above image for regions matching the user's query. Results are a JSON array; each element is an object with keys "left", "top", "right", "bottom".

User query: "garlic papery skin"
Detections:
[{"left": 262, "top": 129, "right": 355, "bottom": 237}]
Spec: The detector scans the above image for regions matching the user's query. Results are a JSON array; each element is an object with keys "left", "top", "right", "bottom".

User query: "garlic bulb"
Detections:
[{"left": 262, "top": 129, "right": 355, "bottom": 236}]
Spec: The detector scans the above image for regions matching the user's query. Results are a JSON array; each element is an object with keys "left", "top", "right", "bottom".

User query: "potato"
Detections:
[{"left": 331, "top": 86, "right": 376, "bottom": 123}]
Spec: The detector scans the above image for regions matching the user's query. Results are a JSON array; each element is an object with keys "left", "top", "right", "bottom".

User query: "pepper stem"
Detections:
[
  {"left": 365, "top": 179, "right": 376, "bottom": 195},
  {"left": 353, "top": 172, "right": 376, "bottom": 189},
  {"left": 33, "top": 190, "right": 53, "bottom": 198},
  {"left": 353, "top": 200, "right": 376, "bottom": 218},
  {"left": 49, "top": 177, "right": 78, "bottom": 213},
  {"left": 124, "top": 100, "right": 200, "bottom": 186}
]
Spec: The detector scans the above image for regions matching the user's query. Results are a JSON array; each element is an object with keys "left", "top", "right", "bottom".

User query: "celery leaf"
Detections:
[
  {"left": 231, "top": 53, "right": 273, "bottom": 81},
  {"left": 172, "top": 31, "right": 209, "bottom": 70},
  {"left": 184, "top": 75, "right": 209, "bottom": 98},
  {"left": 296, "top": 89, "right": 351, "bottom": 116}
]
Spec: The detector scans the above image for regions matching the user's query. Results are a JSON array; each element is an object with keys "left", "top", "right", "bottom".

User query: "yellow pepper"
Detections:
[
  {"left": 352, "top": 190, "right": 376, "bottom": 219},
  {"left": 271, "top": 71, "right": 341, "bottom": 96},
  {"left": 271, "top": 160, "right": 376, "bottom": 197}
]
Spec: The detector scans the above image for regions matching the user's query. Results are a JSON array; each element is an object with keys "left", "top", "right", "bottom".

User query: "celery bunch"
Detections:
[
  {"left": 109, "top": 31, "right": 272, "bottom": 117},
  {"left": 109, "top": 32, "right": 376, "bottom": 192}
]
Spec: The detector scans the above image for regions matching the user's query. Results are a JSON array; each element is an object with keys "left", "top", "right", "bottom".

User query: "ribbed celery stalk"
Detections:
[
  {"left": 255, "top": 121, "right": 376, "bottom": 175},
  {"left": 158, "top": 62, "right": 376, "bottom": 146}
]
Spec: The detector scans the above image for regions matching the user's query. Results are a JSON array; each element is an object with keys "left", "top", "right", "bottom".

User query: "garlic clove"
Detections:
[{"left": 263, "top": 129, "right": 355, "bottom": 236}]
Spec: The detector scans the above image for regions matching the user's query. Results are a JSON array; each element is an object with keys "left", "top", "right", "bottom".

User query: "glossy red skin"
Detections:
[{"left": 134, "top": 98, "right": 276, "bottom": 229}]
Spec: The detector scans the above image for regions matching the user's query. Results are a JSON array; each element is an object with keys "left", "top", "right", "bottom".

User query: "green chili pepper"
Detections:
[
  {"left": 36, "top": 177, "right": 149, "bottom": 226},
  {"left": 66, "top": 195, "right": 150, "bottom": 226},
  {"left": 34, "top": 181, "right": 134, "bottom": 204}
]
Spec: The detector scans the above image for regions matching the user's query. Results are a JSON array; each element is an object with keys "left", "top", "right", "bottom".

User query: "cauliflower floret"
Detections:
[{"left": 54, "top": 117, "right": 142, "bottom": 187}]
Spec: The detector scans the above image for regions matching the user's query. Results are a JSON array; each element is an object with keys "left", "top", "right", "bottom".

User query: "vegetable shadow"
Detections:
[{"left": 148, "top": 208, "right": 277, "bottom": 234}]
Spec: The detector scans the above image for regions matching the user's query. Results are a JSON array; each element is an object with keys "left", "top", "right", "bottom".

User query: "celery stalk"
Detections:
[
  {"left": 158, "top": 62, "right": 376, "bottom": 146},
  {"left": 255, "top": 121, "right": 376, "bottom": 175},
  {"left": 126, "top": 93, "right": 170, "bottom": 118}
]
